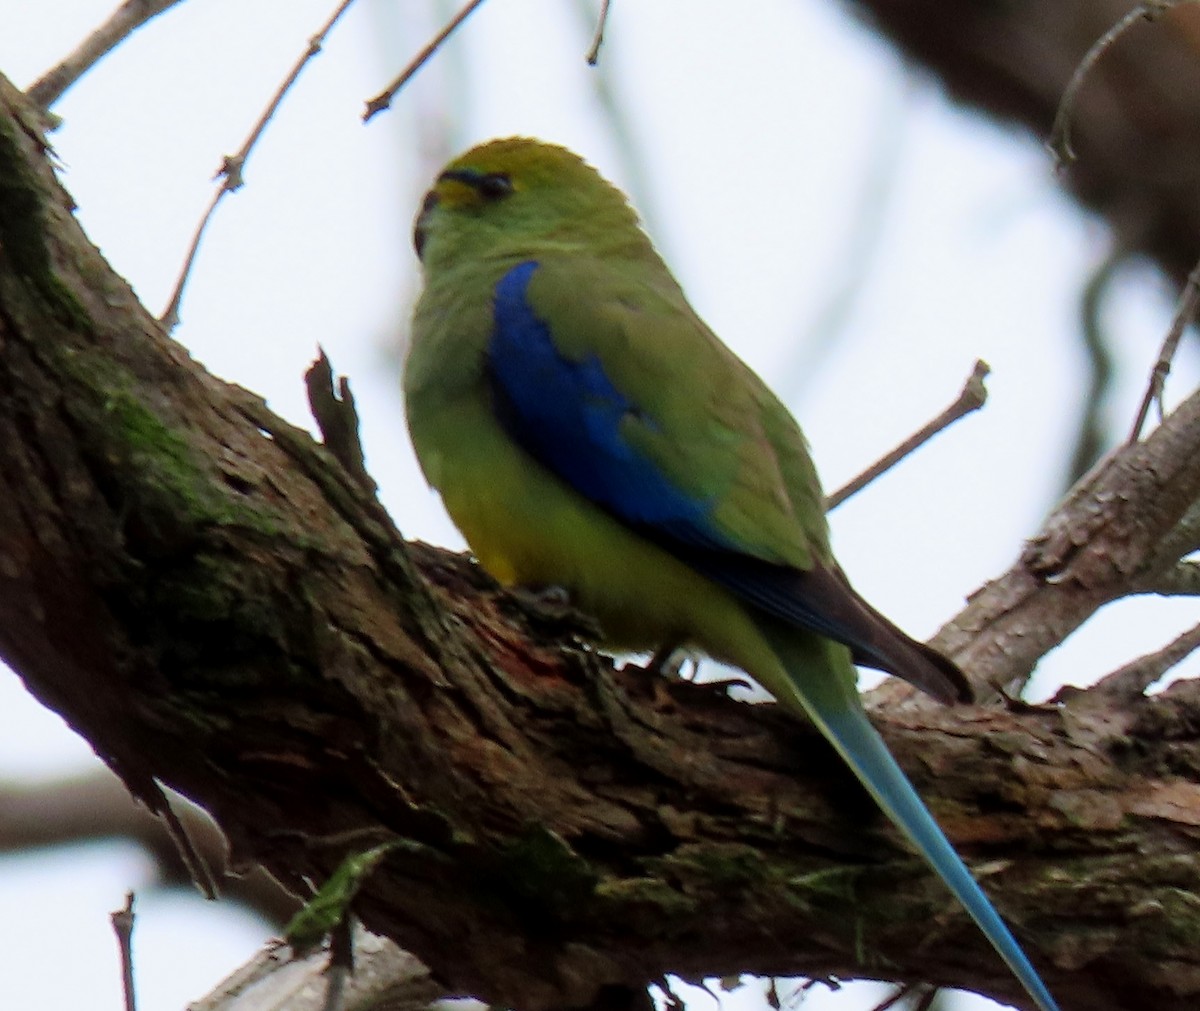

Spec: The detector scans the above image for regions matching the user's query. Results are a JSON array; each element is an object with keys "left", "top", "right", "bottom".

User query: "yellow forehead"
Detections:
[
  {"left": 442, "top": 137, "right": 598, "bottom": 189},
  {"left": 433, "top": 175, "right": 491, "bottom": 210}
]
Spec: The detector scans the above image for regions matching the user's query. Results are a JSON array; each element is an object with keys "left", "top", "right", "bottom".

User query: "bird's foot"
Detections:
[
  {"left": 645, "top": 643, "right": 688, "bottom": 679},
  {"left": 642, "top": 648, "right": 753, "bottom": 700},
  {"left": 507, "top": 584, "right": 600, "bottom": 639},
  {"left": 511, "top": 583, "right": 572, "bottom": 613},
  {"left": 996, "top": 683, "right": 1062, "bottom": 713}
]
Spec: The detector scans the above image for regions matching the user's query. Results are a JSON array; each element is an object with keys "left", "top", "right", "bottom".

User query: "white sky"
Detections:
[{"left": 0, "top": 2, "right": 1197, "bottom": 1010}]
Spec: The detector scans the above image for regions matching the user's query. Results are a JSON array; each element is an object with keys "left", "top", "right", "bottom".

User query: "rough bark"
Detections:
[
  {"left": 846, "top": 0, "right": 1200, "bottom": 286},
  {"left": 2, "top": 73, "right": 1200, "bottom": 1011},
  {"left": 932, "top": 401, "right": 1200, "bottom": 698}
]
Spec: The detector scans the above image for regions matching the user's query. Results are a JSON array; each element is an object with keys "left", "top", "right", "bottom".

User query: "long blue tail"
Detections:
[
  {"left": 802, "top": 691, "right": 1059, "bottom": 1011},
  {"left": 760, "top": 629, "right": 1060, "bottom": 1011}
]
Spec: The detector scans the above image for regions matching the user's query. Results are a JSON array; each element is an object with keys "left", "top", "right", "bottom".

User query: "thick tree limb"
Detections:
[{"left": 2, "top": 75, "right": 1200, "bottom": 1011}]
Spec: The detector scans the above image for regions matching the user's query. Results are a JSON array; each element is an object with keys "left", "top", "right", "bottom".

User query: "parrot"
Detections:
[{"left": 404, "top": 137, "right": 1059, "bottom": 1011}]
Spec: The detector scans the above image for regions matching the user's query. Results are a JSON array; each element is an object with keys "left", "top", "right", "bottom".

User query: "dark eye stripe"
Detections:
[
  {"left": 439, "top": 168, "right": 513, "bottom": 200},
  {"left": 477, "top": 173, "right": 513, "bottom": 198}
]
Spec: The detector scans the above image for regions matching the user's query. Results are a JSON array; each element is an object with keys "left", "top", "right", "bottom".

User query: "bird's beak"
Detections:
[{"left": 413, "top": 189, "right": 439, "bottom": 260}]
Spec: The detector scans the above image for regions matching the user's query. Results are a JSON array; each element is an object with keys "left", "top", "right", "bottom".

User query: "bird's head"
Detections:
[{"left": 413, "top": 137, "right": 648, "bottom": 267}]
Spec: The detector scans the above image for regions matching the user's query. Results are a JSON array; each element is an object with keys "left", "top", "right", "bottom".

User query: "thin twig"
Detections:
[
  {"left": 111, "top": 891, "right": 137, "bottom": 1011},
  {"left": 1067, "top": 247, "right": 1122, "bottom": 483},
  {"left": 825, "top": 360, "right": 990, "bottom": 510},
  {"left": 362, "top": 0, "right": 490, "bottom": 122},
  {"left": 585, "top": 0, "right": 613, "bottom": 65},
  {"left": 322, "top": 966, "right": 348, "bottom": 1011},
  {"left": 912, "top": 986, "right": 938, "bottom": 1011},
  {"left": 569, "top": 0, "right": 664, "bottom": 239},
  {"left": 322, "top": 915, "right": 355, "bottom": 1011},
  {"left": 159, "top": 185, "right": 221, "bottom": 331},
  {"left": 1128, "top": 256, "right": 1200, "bottom": 443},
  {"left": 869, "top": 984, "right": 919, "bottom": 1011},
  {"left": 1078, "top": 620, "right": 1200, "bottom": 701},
  {"left": 1047, "top": 1, "right": 1178, "bottom": 170},
  {"left": 648, "top": 977, "right": 681, "bottom": 1011},
  {"left": 159, "top": 0, "right": 359, "bottom": 329},
  {"left": 27, "top": 0, "right": 187, "bottom": 111}
]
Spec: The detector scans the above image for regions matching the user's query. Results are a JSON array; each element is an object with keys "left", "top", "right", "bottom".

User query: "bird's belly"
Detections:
[{"left": 427, "top": 413, "right": 767, "bottom": 662}]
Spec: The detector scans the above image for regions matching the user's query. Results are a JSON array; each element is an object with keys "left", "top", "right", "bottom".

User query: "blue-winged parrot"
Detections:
[{"left": 404, "top": 137, "right": 1058, "bottom": 1011}]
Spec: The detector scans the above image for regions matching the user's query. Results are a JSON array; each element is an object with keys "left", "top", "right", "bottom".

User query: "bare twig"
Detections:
[
  {"left": 870, "top": 984, "right": 924, "bottom": 1011},
  {"left": 1068, "top": 247, "right": 1122, "bottom": 483},
  {"left": 1074, "top": 621, "right": 1200, "bottom": 701},
  {"left": 825, "top": 359, "right": 989, "bottom": 509},
  {"left": 111, "top": 891, "right": 137, "bottom": 1011},
  {"left": 912, "top": 987, "right": 938, "bottom": 1011},
  {"left": 323, "top": 915, "right": 355, "bottom": 1011},
  {"left": 1047, "top": 1, "right": 1179, "bottom": 169},
  {"left": 27, "top": 0, "right": 187, "bottom": 110},
  {"left": 1128, "top": 256, "right": 1200, "bottom": 443},
  {"left": 362, "top": 0, "right": 490, "bottom": 122},
  {"left": 159, "top": 186, "right": 220, "bottom": 331},
  {"left": 159, "top": 0, "right": 359, "bottom": 329},
  {"left": 567, "top": 0, "right": 663, "bottom": 239},
  {"left": 586, "top": 0, "right": 613, "bottom": 65}
]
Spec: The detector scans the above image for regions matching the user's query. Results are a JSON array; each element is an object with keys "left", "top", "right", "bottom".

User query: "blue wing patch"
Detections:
[
  {"left": 487, "top": 260, "right": 848, "bottom": 631},
  {"left": 489, "top": 260, "right": 722, "bottom": 543},
  {"left": 486, "top": 261, "right": 970, "bottom": 702}
]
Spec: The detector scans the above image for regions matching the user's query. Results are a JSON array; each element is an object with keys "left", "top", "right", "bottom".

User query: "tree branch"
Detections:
[
  {"left": 930, "top": 388, "right": 1200, "bottom": 698},
  {"left": 26, "top": 0, "right": 188, "bottom": 111},
  {"left": 1081, "top": 620, "right": 1200, "bottom": 700},
  {"left": 825, "top": 360, "right": 989, "bottom": 510},
  {"left": 1135, "top": 558, "right": 1200, "bottom": 597},
  {"left": 0, "top": 771, "right": 299, "bottom": 925},
  {"left": 2, "top": 73, "right": 1200, "bottom": 1011}
]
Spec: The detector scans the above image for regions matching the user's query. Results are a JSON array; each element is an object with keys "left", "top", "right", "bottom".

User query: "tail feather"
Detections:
[
  {"left": 674, "top": 544, "right": 973, "bottom": 705},
  {"left": 799, "top": 686, "right": 1059, "bottom": 1011},
  {"left": 842, "top": 588, "right": 973, "bottom": 705}
]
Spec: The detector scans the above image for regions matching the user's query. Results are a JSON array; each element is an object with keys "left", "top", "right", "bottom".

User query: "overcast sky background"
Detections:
[{"left": 0, "top": 2, "right": 1197, "bottom": 1010}]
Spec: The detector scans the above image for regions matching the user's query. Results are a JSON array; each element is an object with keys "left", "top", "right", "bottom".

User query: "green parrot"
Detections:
[{"left": 404, "top": 137, "right": 1059, "bottom": 1011}]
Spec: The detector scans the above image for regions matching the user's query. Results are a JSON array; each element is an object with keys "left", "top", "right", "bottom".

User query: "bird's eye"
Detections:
[{"left": 477, "top": 173, "right": 513, "bottom": 200}]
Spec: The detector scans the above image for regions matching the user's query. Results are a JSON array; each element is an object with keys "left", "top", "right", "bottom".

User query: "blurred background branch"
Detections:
[{"left": 0, "top": 772, "right": 299, "bottom": 926}]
